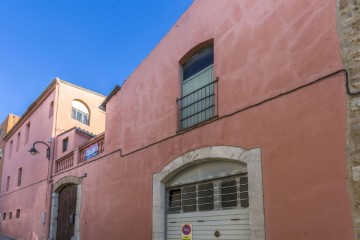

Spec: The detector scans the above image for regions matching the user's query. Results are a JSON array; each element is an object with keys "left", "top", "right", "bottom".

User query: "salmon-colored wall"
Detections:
[
  {"left": 0, "top": 114, "right": 20, "bottom": 193},
  {"left": 55, "top": 76, "right": 352, "bottom": 240},
  {"left": 0, "top": 182, "right": 48, "bottom": 239},
  {"left": 2, "top": 0, "right": 355, "bottom": 239},
  {"left": 0, "top": 90, "right": 56, "bottom": 238},
  {"left": 105, "top": 0, "right": 343, "bottom": 154},
  {"left": 55, "top": 0, "right": 353, "bottom": 239},
  {"left": 56, "top": 83, "right": 106, "bottom": 136}
]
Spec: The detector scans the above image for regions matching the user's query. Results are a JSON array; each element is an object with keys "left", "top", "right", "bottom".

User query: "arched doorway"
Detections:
[
  {"left": 152, "top": 146, "right": 265, "bottom": 240},
  {"left": 49, "top": 176, "right": 82, "bottom": 240}
]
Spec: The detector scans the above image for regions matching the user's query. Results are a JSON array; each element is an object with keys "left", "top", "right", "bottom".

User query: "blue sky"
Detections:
[{"left": 0, "top": 0, "right": 193, "bottom": 121}]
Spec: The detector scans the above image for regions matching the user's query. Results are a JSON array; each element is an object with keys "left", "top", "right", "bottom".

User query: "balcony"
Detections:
[
  {"left": 54, "top": 152, "right": 74, "bottom": 173},
  {"left": 54, "top": 133, "right": 105, "bottom": 174}
]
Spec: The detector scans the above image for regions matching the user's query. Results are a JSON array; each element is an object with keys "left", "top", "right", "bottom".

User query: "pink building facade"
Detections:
[
  {"left": 0, "top": 114, "right": 20, "bottom": 193},
  {"left": 0, "top": 79, "right": 105, "bottom": 239},
  {"left": 2, "top": 0, "right": 360, "bottom": 239}
]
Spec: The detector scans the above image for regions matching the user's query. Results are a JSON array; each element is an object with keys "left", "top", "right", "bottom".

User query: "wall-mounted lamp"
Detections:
[{"left": 28, "top": 141, "right": 51, "bottom": 160}]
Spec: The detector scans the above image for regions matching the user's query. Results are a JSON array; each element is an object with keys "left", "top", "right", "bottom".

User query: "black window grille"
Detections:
[
  {"left": 178, "top": 45, "right": 216, "bottom": 130},
  {"left": 167, "top": 174, "right": 248, "bottom": 214}
]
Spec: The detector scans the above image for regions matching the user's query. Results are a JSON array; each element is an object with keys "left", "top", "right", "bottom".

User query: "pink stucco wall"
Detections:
[
  {"left": 1, "top": 89, "right": 56, "bottom": 238},
  {"left": 56, "top": 76, "right": 351, "bottom": 240},
  {"left": 105, "top": 0, "right": 343, "bottom": 154},
  {"left": 1, "top": 0, "right": 354, "bottom": 239},
  {"left": 53, "top": 0, "right": 354, "bottom": 239}
]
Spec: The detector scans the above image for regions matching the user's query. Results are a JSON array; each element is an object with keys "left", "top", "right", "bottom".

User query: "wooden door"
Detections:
[{"left": 56, "top": 184, "right": 77, "bottom": 240}]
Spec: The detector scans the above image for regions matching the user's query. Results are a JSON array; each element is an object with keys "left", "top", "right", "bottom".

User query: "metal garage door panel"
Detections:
[{"left": 166, "top": 208, "right": 250, "bottom": 240}]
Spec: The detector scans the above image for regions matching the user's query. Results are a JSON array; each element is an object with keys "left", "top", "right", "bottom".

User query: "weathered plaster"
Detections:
[
  {"left": 152, "top": 146, "right": 264, "bottom": 240},
  {"left": 337, "top": 0, "right": 360, "bottom": 238}
]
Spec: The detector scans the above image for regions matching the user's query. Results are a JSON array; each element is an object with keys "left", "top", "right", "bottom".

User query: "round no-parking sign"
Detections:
[{"left": 181, "top": 223, "right": 192, "bottom": 240}]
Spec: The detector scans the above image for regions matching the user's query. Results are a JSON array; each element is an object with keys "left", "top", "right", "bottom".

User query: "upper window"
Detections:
[
  {"left": 178, "top": 45, "right": 215, "bottom": 130},
  {"left": 71, "top": 100, "right": 89, "bottom": 125},
  {"left": 62, "top": 138, "right": 69, "bottom": 153},
  {"left": 16, "top": 132, "right": 21, "bottom": 152},
  {"left": 25, "top": 122, "right": 30, "bottom": 145},
  {"left": 9, "top": 140, "right": 13, "bottom": 158},
  {"left": 49, "top": 101, "right": 54, "bottom": 118},
  {"left": 6, "top": 176, "right": 10, "bottom": 192},
  {"left": 17, "top": 167, "right": 22, "bottom": 187}
]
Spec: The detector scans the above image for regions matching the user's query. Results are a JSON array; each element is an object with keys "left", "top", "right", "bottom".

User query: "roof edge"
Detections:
[
  {"left": 58, "top": 79, "right": 106, "bottom": 98},
  {"left": 99, "top": 85, "right": 121, "bottom": 111}
]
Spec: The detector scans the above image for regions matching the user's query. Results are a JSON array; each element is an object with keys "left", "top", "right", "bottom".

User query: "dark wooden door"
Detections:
[{"left": 56, "top": 184, "right": 77, "bottom": 240}]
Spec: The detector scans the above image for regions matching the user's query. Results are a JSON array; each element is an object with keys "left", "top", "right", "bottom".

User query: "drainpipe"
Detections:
[
  {"left": 45, "top": 138, "right": 55, "bottom": 240},
  {"left": 45, "top": 81, "right": 60, "bottom": 240}
]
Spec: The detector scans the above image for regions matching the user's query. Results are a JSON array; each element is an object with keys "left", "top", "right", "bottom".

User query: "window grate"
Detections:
[
  {"left": 178, "top": 63, "right": 216, "bottom": 130},
  {"left": 167, "top": 174, "right": 248, "bottom": 214}
]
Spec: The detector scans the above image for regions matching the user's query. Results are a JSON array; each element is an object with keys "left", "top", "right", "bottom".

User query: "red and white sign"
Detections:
[{"left": 181, "top": 223, "right": 192, "bottom": 240}]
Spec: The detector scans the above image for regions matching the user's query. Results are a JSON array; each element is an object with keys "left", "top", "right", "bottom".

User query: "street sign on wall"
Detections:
[
  {"left": 181, "top": 223, "right": 192, "bottom": 240},
  {"left": 85, "top": 143, "right": 99, "bottom": 160}
]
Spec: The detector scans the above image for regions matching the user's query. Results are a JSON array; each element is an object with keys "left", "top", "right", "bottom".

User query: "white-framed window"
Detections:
[
  {"left": 178, "top": 45, "right": 215, "bottom": 130},
  {"left": 71, "top": 100, "right": 89, "bottom": 125}
]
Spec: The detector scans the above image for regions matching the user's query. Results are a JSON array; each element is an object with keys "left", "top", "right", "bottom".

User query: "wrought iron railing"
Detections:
[{"left": 177, "top": 78, "right": 218, "bottom": 130}]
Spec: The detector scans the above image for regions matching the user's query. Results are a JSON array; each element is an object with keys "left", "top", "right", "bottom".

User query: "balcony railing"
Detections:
[
  {"left": 78, "top": 134, "right": 105, "bottom": 164},
  {"left": 55, "top": 153, "right": 74, "bottom": 173},
  {"left": 54, "top": 133, "right": 105, "bottom": 174}
]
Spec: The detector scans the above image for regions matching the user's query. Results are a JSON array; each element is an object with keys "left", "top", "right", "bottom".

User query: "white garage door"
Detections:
[{"left": 166, "top": 175, "right": 249, "bottom": 240}]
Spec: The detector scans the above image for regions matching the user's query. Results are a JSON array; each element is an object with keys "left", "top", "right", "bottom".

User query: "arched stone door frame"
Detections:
[
  {"left": 49, "top": 176, "right": 83, "bottom": 240},
  {"left": 152, "top": 146, "right": 265, "bottom": 240}
]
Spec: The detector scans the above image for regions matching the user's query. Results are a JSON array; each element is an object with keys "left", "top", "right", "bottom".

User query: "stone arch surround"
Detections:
[
  {"left": 49, "top": 176, "right": 83, "bottom": 240},
  {"left": 152, "top": 146, "right": 265, "bottom": 240},
  {"left": 337, "top": 0, "right": 360, "bottom": 238}
]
